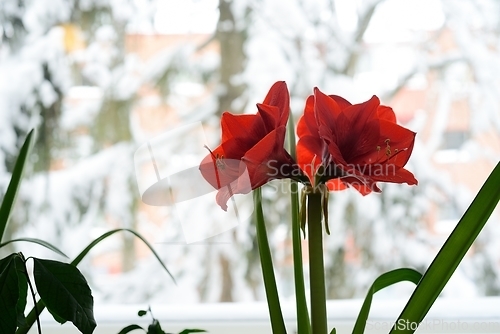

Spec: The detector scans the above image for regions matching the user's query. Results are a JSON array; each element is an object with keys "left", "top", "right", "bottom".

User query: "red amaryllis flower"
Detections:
[
  {"left": 297, "top": 88, "right": 417, "bottom": 195},
  {"left": 200, "top": 81, "right": 298, "bottom": 210}
]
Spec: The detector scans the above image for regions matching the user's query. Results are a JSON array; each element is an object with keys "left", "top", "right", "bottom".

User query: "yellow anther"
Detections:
[{"left": 385, "top": 139, "right": 391, "bottom": 156}]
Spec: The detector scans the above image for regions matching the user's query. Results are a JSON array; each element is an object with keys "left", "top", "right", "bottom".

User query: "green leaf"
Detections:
[
  {"left": 0, "top": 129, "right": 36, "bottom": 242},
  {"left": 0, "top": 255, "right": 18, "bottom": 334},
  {"left": 0, "top": 254, "right": 28, "bottom": 334},
  {"left": 253, "top": 188, "right": 287, "bottom": 334},
  {"left": 118, "top": 324, "right": 146, "bottom": 334},
  {"left": 71, "top": 228, "right": 175, "bottom": 283},
  {"left": 351, "top": 268, "right": 422, "bottom": 334},
  {"left": 178, "top": 330, "right": 207, "bottom": 334},
  {"left": 330, "top": 329, "right": 337, "bottom": 334},
  {"left": 138, "top": 310, "right": 148, "bottom": 317},
  {"left": 0, "top": 238, "right": 68, "bottom": 258},
  {"left": 33, "top": 258, "right": 96, "bottom": 334},
  {"left": 147, "top": 319, "right": 165, "bottom": 334},
  {"left": 287, "top": 107, "right": 311, "bottom": 334},
  {"left": 19, "top": 228, "right": 176, "bottom": 334},
  {"left": 391, "top": 162, "right": 500, "bottom": 334},
  {"left": 13, "top": 255, "right": 27, "bottom": 328},
  {"left": 17, "top": 299, "right": 45, "bottom": 334}
]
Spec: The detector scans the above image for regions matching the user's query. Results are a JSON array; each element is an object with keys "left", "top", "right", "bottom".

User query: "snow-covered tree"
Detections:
[{"left": 1, "top": 0, "right": 499, "bottom": 306}]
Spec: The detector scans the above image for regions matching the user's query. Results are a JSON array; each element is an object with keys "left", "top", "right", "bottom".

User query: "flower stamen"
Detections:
[
  {"left": 204, "top": 145, "right": 226, "bottom": 170},
  {"left": 385, "top": 139, "right": 391, "bottom": 157}
]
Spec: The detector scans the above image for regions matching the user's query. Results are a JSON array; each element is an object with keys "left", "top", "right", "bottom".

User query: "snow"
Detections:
[
  {"left": 365, "top": 0, "right": 445, "bottom": 43},
  {"left": 154, "top": 0, "right": 218, "bottom": 34},
  {"left": 1, "top": 0, "right": 499, "bottom": 313}
]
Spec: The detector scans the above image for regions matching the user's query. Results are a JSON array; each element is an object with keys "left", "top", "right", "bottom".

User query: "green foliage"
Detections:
[
  {"left": 257, "top": 117, "right": 500, "bottom": 334},
  {"left": 0, "top": 130, "right": 175, "bottom": 334},
  {"left": 118, "top": 307, "right": 207, "bottom": 334},
  {"left": 0, "top": 238, "right": 68, "bottom": 258},
  {"left": 0, "top": 252, "right": 96, "bottom": 334},
  {"left": 287, "top": 109, "right": 311, "bottom": 334},
  {"left": 343, "top": 161, "right": 500, "bottom": 334},
  {"left": 253, "top": 188, "right": 287, "bottom": 334},
  {"left": 0, "top": 129, "right": 35, "bottom": 242},
  {"left": 33, "top": 258, "right": 96, "bottom": 334},
  {"left": 70, "top": 228, "right": 175, "bottom": 283},
  {"left": 390, "top": 161, "right": 500, "bottom": 334},
  {"left": 118, "top": 324, "right": 146, "bottom": 334},
  {"left": 0, "top": 253, "right": 28, "bottom": 333},
  {"left": 351, "top": 268, "right": 422, "bottom": 334}
]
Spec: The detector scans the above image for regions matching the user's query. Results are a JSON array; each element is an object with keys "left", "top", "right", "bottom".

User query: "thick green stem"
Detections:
[
  {"left": 286, "top": 107, "right": 310, "bottom": 333},
  {"left": 254, "top": 188, "right": 287, "bottom": 334},
  {"left": 291, "top": 181, "right": 311, "bottom": 334},
  {"left": 307, "top": 191, "right": 327, "bottom": 334}
]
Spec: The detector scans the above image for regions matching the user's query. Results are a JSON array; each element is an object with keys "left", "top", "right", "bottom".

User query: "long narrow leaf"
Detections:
[
  {"left": 117, "top": 324, "right": 145, "bottom": 334},
  {"left": 287, "top": 110, "right": 311, "bottom": 334},
  {"left": 0, "top": 129, "right": 36, "bottom": 242},
  {"left": 254, "top": 188, "right": 287, "bottom": 334},
  {"left": 71, "top": 228, "right": 175, "bottom": 283},
  {"left": 352, "top": 268, "right": 422, "bottom": 334},
  {"left": 391, "top": 162, "right": 500, "bottom": 334},
  {"left": 17, "top": 228, "right": 176, "bottom": 334},
  {"left": 0, "top": 238, "right": 68, "bottom": 258}
]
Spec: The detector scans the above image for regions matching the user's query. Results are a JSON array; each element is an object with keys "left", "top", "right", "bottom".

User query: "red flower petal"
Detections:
[
  {"left": 257, "top": 103, "right": 281, "bottom": 131},
  {"left": 377, "top": 105, "right": 397, "bottom": 123},
  {"left": 221, "top": 112, "right": 258, "bottom": 144},
  {"left": 200, "top": 81, "right": 296, "bottom": 210},
  {"left": 262, "top": 81, "right": 290, "bottom": 127},
  {"left": 314, "top": 88, "right": 342, "bottom": 132},
  {"left": 326, "top": 178, "right": 348, "bottom": 191},
  {"left": 241, "top": 126, "right": 291, "bottom": 187},
  {"left": 370, "top": 166, "right": 418, "bottom": 185},
  {"left": 297, "top": 95, "right": 317, "bottom": 138},
  {"left": 297, "top": 135, "right": 324, "bottom": 184},
  {"left": 298, "top": 89, "right": 417, "bottom": 196},
  {"left": 379, "top": 120, "right": 416, "bottom": 167},
  {"left": 329, "top": 95, "right": 352, "bottom": 110}
]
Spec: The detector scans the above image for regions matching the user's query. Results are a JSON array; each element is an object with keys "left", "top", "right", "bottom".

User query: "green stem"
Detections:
[
  {"left": 16, "top": 300, "right": 45, "bottom": 334},
  {"left": 286, "top": 107, "right": 310, "bottom": 333},
  {"left": 291, "top": 181, "right": 311, "bottom": 334},
  {"left": 16, "top": 253, "right": 45, "bottom": 334},
  {"left": 254, "top": 188, "right": 287, "bottom": 334},
  {"left": 307, "top": 191, "right": 327, "bottom": 334},
  {"left": 25, "top": 277, "right": 42, "bottom": 334}
]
